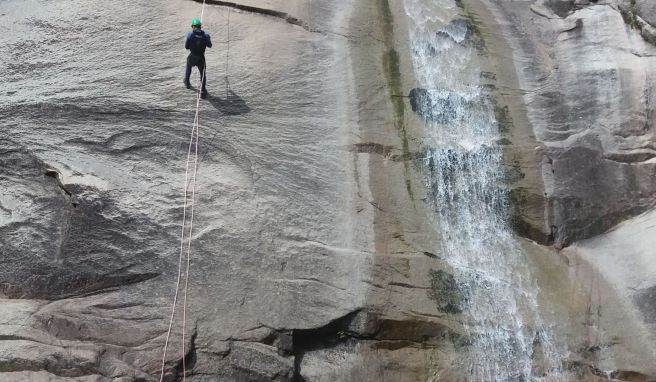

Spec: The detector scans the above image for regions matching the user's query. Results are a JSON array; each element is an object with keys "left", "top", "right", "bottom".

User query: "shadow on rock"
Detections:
[{"left": 207, "top": 90, "right": 251, "bottom": 116}]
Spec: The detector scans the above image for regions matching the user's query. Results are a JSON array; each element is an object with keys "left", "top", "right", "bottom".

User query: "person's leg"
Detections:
[
  {"left": 198, "top": 58, "right": 207, "bottom": 94},
  {"left": 184, "top": 57, "right": 192, "bottom": 88}
]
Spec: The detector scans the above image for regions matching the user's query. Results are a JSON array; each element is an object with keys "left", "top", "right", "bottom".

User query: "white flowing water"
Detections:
[{"left": 402, "top": 1, "right": 565, "bottom": 380}]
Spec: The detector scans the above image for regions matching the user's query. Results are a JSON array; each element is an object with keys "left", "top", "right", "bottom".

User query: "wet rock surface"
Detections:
[
  {"left": 3, "top": 0, "right": 656, "bottom": 380},
  {"left": 563, "top": 210, "right": 656, "bottom": 378},
  {"left": 472, "top": 0, "right": 656, "bottom": 247},
  {"left": 463, "top": 0, "right": 656, "bottom": 378},
  {"left": 0, "top": 0, "right": 453, "bottom": 380}
]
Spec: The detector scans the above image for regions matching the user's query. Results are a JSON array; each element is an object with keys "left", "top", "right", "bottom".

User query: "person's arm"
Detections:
[
  {"left": 185, "top": 32, "right": 192, "bottom": 50},
  {"left": 205, "top": 33, "right": 212, "bottom": 48}
]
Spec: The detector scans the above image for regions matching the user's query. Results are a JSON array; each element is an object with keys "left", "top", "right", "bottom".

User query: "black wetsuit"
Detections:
[{"left": 184, "top": 29, "right": 212, "bottom": 92}]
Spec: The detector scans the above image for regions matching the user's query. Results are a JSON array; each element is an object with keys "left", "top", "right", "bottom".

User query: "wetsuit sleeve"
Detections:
[
  {"left": 205, "top": 33, "right": 212, "bottom": 48},
  {"left": 185, "top": 32, "right": 192, "bottom": 50}
]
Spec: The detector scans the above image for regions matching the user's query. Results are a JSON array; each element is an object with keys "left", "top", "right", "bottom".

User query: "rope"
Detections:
[
  {"left": 158, "top": 1, "right": 206, "bottom": 381},
  {"left": 201, "top": 6, "right": 231, "bottom": 164},
  {"left": 225, "top": 7, "right": 231, "bottom": 98},
  {"left": 181, "top": 69, "right": 204, "bottom": 382}
]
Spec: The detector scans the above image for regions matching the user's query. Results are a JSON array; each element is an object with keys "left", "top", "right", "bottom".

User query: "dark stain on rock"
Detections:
[
  {"left": 351, "top": 143, "right": 423, "bottom": 162},
  {"left": 350, "top": 142, "right": 394, "bottom": 156},
  {"left": 427, "top": 269, "right": 468, "bottom": 314},
  {"left": 542, "top": 0, "right": 575, "bottom": 18},
  {"left": 379, "top": 0, "right": 414, "bottom": 199},
  {"left": 634, "top": 286, "right": 656, "bottom": 324},
  {"left": 423, "top": 251, "right": 439, "bottom": 259},
  {"left": 410, "top": 88, "right": 462, "bottom": 124},
  {"left": 507, "top": 188, "right": 552, "bottom": 244},
  {"left": 481, "top": 71, "right": 497, "bottom": 81},
  {"left": 0, "top": 143, "right": 164, "bottom": 300},
  {"left": 371, "top": 315, "right": 456, "bottom": 344},
  {"left": 0, "top": 101, "right": 177, "bottom": 123},
  {"left": 493, "top": 103, "right": 513, "bottom": 134}
]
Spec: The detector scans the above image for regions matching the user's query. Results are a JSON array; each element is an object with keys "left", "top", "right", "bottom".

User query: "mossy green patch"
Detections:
[
  {"left": 379, "top": 0, "right": 414, "bottom": 199},
  {"left": 621, "top": 0, "right": 640, "bottom": 29},
  {"left": 379, "top": 0, "right": 394, "bottom": 32},
  {"left": 508, "top": 188, "right": 531, "bottom": 237}
]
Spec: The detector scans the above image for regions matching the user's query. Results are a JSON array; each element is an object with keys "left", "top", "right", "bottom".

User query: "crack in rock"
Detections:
[{"left": 190, "top": 0, "right": 321, "bottom": 33}]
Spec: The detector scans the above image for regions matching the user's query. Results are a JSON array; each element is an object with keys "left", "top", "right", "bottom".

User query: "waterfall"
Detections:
[{"left": 402, "top": 1, "right": 565, "bottom": 380}]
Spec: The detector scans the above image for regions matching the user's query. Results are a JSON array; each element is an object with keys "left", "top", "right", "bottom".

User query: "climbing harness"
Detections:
[{"left": 158, "top": 2, "right": 207, "bottom": 381}]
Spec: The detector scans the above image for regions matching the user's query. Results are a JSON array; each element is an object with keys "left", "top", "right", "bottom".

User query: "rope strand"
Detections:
[
  {"left": 225, "top": 7, "right": 231, "bottom": 98},
  {"left": 158, "top": 1, "right": 206, "bottom": 380},
  {"left": 158, "top": 111, "right": 197, "bottom": 382},
  {"left": 182, "top": 61, "right": 205, "bottom": 382}
]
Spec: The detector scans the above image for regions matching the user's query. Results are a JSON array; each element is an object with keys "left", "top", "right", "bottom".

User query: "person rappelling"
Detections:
[{"left": 184, "top": 19, "right": 212, "bottom": 99}]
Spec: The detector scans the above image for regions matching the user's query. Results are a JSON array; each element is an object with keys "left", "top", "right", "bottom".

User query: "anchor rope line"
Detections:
[
  {"left": 225, "top": 7, "right": 231, "bottom": 98},
  {"left": 181, "top": 73, "right": 204, "bottom": 381},
  {"left": 158, "top": 111, "right": 198, "bottom": 382},
  {"left": 158, "top": 0, "right": 207, "bottom": 381},
  {"left": 200, "top": 6, "right": 230, "bottom": 164}
]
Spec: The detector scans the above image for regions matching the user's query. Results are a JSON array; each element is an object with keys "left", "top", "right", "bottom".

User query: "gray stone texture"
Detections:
[
  {"left": 0, "top": 0, "right": 448, "bottom": 380},
  {"left": 479, "top": 0, "right": 656, "bottom": 247},
  {"left": 2, "top": 0, "right": 656, "bottom": 380},
  {"left": 467, "top": 0, "right": 656, "bottom": 378}
]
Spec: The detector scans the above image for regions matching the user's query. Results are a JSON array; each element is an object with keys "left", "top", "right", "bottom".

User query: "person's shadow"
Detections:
[{"left": 207, "top": 89, "right": 251, "bottom": 116}]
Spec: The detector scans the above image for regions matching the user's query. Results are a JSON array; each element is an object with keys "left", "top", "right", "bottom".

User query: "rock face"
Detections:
[
  {"left": 563, "top": 210, "right": 656, "bottom": 377},
  {"left": 472, "top": 0, "right": 656, "bottom": 247},
  {"left": 463, "top": 0, "right": 656, "bottom": 378},
  {"left": 0, "top": 0, "right": 448, "bottom": 380},
  {"left": 2, "top": 0, "right": 656, "bottom": 380}
]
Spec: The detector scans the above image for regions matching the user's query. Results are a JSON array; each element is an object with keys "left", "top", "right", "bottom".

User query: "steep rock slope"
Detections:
[
  {"left": 463, "top": 0, "right": 656, "bottom": 378},
  {"left": 0, "top": 0, "right": 450, "bottom": 380},
  {"left": 472, "top": 0, "right": 656, "bottom": 247}
]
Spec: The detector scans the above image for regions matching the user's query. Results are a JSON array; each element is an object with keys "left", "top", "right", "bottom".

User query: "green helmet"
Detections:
[{"left": 191, "top": 19, "right": 202, "bottom": 27}]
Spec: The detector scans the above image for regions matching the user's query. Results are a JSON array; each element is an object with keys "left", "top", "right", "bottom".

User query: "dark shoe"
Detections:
[
  {"left": 184, "top": 79, "right": 191, "bottom": 89},
  {"left": 201, "top": 90, "right": 208, "bottom": 99}
]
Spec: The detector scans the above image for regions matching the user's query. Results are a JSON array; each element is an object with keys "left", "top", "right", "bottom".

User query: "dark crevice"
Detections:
[
  {"left": 603, "top": 151, "right": 656, "bottom": 164},
  {"left": 190, "top": 0, "right": 320, "bottom": 33},
  {"left": 0, "top": 335, "right": 40, "bottom": 342},
  {"left": 291, "top": 310, "right": 362, "bottom": 381},
  {"left": 288, "top": 309, "right": 454, "bottom": 380},
  {"left": 44, "top": 170, "right": 76, "bottom": 205},
  {"left": 423, "top": 251, "right": 439, "bottom": 259},
  {"left": 589, "top": 365, "right": 655, "bottom": 382}
]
